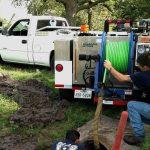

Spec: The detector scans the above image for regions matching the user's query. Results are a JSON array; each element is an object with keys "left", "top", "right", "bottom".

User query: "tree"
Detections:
[
  {"left": 27, "top": 0, "right": 64, "bottom": 16},
  {"left": 114, "top": 0, "right": 150, "bottom": 21},
  {"left": 12, "top": 0, "right": 112, "bottom": 26},
  {"left": 12, "top": 0, "right": 150, "bottom": 26},
  {"left": 55, "top": 0, "right": 112, "bottom": 25}
]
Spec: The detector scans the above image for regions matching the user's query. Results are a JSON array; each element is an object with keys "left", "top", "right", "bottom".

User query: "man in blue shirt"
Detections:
[
  {"left": 51, "top": 129, "right": 86, "bottom": 150},
  {"left": 104, "top": 52, "right": 150, "bottom": 146}
]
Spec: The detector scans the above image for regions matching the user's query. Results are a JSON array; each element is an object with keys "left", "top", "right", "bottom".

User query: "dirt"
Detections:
[
  {"left": 78, "top": 115, "right": 141, "bottom": 150},
  {"left": 0, "top": 73, "right": 148, "bottom": 150},
  {"left": 0, "top": 73, "right": 69, "bottom": 150}
]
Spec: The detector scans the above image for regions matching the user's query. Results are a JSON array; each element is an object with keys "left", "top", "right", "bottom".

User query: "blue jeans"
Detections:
[{"left": 127, "top": 101, "right": 150, "bottom": 139}]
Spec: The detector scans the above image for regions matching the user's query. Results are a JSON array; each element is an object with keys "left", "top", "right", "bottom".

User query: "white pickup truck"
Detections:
[{"left": 0, "top": 15, "right": 78, "bottom": 70}]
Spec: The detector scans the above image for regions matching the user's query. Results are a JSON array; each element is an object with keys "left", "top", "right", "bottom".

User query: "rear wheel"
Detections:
[
  {"left": 59, "top": 89, "right": 74, "bottom": 101},
  {"left": 50, "top": 56, "right": 54, "bottom": 72}
]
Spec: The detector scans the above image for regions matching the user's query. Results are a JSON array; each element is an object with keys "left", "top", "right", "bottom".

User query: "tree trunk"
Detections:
[
  {"left": 65, "top": 5, "right": 77, "bottom": 26},
  {"left": 88, "top": 8, "right": 93, "bottom": 30},
  {"left": 56, "top": 0, "right": 77, "bottom": 26}
]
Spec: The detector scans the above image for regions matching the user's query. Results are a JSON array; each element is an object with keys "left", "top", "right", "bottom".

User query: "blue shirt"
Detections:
[
  {"left": 130, "top": 70, "right": 150, "bottom": 100},
  {"left": 51, "top": 140, "right": 86, "bottom": 150}
]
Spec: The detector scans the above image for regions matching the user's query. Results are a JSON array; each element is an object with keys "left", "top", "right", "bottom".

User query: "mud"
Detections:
[
  {"left": 0, "top": 135, "right": 37, "bottom": 150},
  {"left": 0, "top": 73, "right": 69, "bottom": 149}
]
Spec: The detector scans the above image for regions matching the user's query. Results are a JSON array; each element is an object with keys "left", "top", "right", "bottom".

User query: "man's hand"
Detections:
[
  {"left": 104, "top": 60, "right": 131, "bottom": 82},
  {"left": 104, "top": 60, "right": 112, "bottom": 71}
]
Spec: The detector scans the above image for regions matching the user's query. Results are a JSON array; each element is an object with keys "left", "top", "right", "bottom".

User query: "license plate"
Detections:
[
  {"left": 74, "top": 90, "right": 92, "bottom": 99},
  {"left": 125, "top": 90, "right": 132, "bottom": 95},
  {"left": 103, "top": 100, "right": 113, "bottom": 105}
]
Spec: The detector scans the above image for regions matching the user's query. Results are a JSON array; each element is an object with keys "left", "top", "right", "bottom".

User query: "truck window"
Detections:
[
  {"left": 36, "top": 19, "right": 67, "bottom": 31},
  {"left": 9, "top": 19, "right": 30, "bottom": 36}
]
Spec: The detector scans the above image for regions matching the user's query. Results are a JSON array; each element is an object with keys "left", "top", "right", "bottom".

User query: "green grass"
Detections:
[
  {"left": 0, "top": 94, "right": 95, "bottom": 148},
  {"left": 0, "top": 63, "right": 95, "bottom": 148},
  {"left": 48, "top": 102, "right": 95, "bottom": 139},
  {"left": 0, "top": 63, "right": 56, "bottom": 92},
  {"left": 0, "top": 63, "right": 52, "bottom": 80},
  {"left": 0, "top": 62, "right": 150, "bottom": 149},
  {"left": 141, "top": 136, "right": 150, "bottom": 150},
  {"left": 0, "top": 94, "right": 19, "bottom": 136},
  {"left": 36, "top": 102, "right": 95, "bottom": 148}
]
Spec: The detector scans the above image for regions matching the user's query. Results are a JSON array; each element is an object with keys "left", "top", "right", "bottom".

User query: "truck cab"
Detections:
[{"left": 0, "top": 15, "right": 72, "bottom": 69}]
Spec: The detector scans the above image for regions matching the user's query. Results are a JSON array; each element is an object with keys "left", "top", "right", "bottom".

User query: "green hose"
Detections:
[{"left": 103, "top": 41, "right": 130, "bottom": 83}]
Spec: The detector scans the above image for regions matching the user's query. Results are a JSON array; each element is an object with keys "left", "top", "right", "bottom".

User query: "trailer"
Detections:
[{"left": 54, "top": 30, "right": 150, "bottom": 105}]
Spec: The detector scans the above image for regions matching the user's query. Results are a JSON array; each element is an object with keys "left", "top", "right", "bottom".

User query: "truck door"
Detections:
[
  {"left": 1, "top": 19, "right": 30, "bottom": 63},
  {"left": 32, "top": 19, "right": 68, "bottom": 66}
]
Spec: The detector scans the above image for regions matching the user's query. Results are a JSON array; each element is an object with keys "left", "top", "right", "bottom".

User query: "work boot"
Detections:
[{"left": 123, "top": 135, "right": 144, "bottom": 146}]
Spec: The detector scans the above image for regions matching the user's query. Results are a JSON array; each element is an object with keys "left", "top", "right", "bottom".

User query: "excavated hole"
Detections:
[{"left": 83, "top": 140, "right": 107, "bottom": 150}]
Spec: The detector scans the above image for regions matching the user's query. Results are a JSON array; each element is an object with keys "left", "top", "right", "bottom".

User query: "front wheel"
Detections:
[{"left": 50, "top": 56, "right": 54, "bottom": 72}]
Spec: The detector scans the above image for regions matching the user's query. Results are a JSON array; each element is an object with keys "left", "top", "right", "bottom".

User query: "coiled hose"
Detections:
[{"left": 93, "top": 40, "right": 130, "bottom": 149}]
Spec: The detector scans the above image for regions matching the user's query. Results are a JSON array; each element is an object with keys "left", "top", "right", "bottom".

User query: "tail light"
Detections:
[{"left": 56, "top": 64, "right": 63, "bottom": 72}]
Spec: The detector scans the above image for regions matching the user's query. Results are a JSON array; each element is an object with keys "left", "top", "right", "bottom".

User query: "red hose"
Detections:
[{"left": 112, "top": 111, "right": 128, "bottom": 150}]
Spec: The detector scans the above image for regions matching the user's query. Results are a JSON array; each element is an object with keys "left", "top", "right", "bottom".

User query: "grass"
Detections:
[
  {"left": 0, "top": 62, "right": 56, "bottom": 92},
  {"left": 0, "top": 62, "right": 95, "bottom": 149},
  {"left": 0, "top": 94, "right": 19, "bottom": 136},
  {"left": 0, "top": 62, "right": 150, "bottom": 149},
  {"left": 0, "top": 95, "right": 95, "bottom": 148},
  {"left": 141, "top": 136, "right": 150, "bottom": 150}
]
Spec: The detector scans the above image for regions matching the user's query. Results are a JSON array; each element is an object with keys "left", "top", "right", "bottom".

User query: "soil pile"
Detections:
[
  {"left": 0, "top": 135, "right": 37, "bottom": 150},
  {"left": 0, "top": 73, "right": 69, "bottom": 150},
  {"left": 0, "top": 73, "right": 69, "bottom": 127}
]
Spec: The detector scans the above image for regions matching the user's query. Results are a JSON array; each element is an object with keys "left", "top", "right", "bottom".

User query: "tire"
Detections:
[
  {"left": 59, "top": 89, "right": 74, "bottom": 101},
  {"left": 0, "top": 55, "right": 3, "bottom": 63},
  {"left": 50, "top": 55, "right": 54, "bottom": 72}
]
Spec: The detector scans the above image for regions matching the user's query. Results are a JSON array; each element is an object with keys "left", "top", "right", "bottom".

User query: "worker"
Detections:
[
  {"left": 104, "top": 52, "right": 150, "bottom": 146},
  {"left": 51, "top": 129, "right": 86, "bottom": 150}
]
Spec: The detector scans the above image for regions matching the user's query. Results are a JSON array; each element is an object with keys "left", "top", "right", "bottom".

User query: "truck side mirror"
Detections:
[{"left": 1, "top": 27, "right": 8, "bottom": 35}]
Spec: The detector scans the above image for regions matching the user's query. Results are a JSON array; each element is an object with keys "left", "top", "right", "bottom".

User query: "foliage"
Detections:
[
  {"left": 77, "top": 3, "right": 112, "bottom": 30},
  {"left": 0, "top": 17, "right": 10, "bottom": 28},
  {"left": 114, "top": 0, "right": 150, "bottom": 21},
  {"left": 11, "top": 0, "right": 112, "bottom": 26},
  {"left": 27, "top": 0, "right": 64, "bottom": 16},
  {"left": 10, "top": 0, "right": 150, "bottom": 27}
]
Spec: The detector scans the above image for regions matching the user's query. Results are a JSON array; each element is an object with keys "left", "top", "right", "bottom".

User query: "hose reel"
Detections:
[{"left": 103, "top": 41, "right": 130, "bottom": 85}]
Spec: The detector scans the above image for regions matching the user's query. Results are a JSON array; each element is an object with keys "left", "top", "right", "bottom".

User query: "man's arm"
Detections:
[{"left": 104, "top": 60, "right": 131, "bottom": 82}]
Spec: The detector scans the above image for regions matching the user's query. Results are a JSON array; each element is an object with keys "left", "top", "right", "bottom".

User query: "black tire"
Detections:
[
  {"left": 59, "top": 89, "right": 74, "bottom": 101},
  {"left": 0, "top": 55, "right": 3, "bottom": 63},
  {"left": 50, "top": 56, "right": 54, "bottom": 72}
]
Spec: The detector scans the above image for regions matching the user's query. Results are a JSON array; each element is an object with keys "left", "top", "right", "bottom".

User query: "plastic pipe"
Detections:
[{"left": 112, "top": 111, "right": 128, "bottom": 150}]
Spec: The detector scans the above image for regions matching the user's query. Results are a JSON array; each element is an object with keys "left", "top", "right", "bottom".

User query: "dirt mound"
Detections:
[
  {"left": 0, "top": 73, "right": 69, "bottom": 127},
  {"left": 0, "top": 135, "right": 37, "bottom": 150},
  {"left": 0, "top": 73, "right": 69, "bottom": 149}
]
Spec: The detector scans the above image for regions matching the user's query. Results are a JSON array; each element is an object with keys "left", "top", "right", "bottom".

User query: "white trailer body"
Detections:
[{"left": 55, "top": 36, "right": 102, "bottom": 99}]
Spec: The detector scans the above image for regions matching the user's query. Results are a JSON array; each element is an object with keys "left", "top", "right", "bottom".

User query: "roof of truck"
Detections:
[{"left": 24, "top": 15, "right": 68, "bottom": 21}]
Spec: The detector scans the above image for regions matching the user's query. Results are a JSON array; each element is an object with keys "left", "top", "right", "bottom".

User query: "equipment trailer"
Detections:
[{"left": 54, "top": 30, "right": 150, "bottom": 105}]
